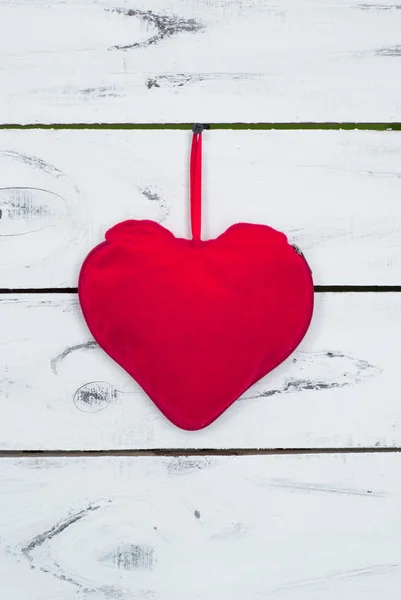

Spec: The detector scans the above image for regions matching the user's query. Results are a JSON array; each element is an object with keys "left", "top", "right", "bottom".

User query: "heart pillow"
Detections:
[{"left": 78, "top": 219, "right": 313, "bottom": 430}]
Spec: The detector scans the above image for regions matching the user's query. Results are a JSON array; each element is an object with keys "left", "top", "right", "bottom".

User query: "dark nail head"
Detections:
[{"left": 192, "top": 123, "right": 210, "bottom": 133}]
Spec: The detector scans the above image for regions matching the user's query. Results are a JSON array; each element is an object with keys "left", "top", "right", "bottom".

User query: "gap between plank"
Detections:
[
  {"left": 0, "top": 448, "right": 400, "bottom": 458},
  {"left": 0, "top": 286, "right": 401, "bottom": 294},
  {"left": 0, "top": 123, "right": 401, "bottom": 131}
]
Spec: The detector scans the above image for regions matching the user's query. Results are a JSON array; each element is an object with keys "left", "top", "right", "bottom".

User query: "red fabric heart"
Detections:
[
  {"left": 78, "top": 219, "right": 313, "bottom": 430},
  {"left": 79, "top": 127, "right": 314, "bottom": 429}
]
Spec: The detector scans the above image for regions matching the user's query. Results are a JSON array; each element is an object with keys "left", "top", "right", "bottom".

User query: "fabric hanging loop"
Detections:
[{"left": 190, "top": 123, "right": 210, "bottom": 241}]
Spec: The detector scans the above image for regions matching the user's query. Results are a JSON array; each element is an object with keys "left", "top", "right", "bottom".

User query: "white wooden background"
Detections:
[
  {"left": 1, "top": 454, "right": 401, "bottom": 599},
  {"left": 1, "top": 0, "right": 401, "bottom": 122},
  {"left": 1, "top": 130, "right": 401, "bottom": 287},
  {"left": 0, "top": 292, "right": 400, "bottom": 450},
  {"left": 1, "top": 0, "right": 401, "bottom": 597}
]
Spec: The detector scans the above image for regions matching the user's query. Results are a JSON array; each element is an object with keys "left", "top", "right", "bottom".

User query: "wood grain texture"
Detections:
[
  {"left": 1, "top": 129, "right": 401, "bottom": 287},
  {"left": 0, "top": 292, "right": 400, "bottom": 450},
  {"left": 1, "top": 453, "right": 401, "bottom": 598},
  {"left": 1, "top": 0, "right": 401, "bottom": 123}
]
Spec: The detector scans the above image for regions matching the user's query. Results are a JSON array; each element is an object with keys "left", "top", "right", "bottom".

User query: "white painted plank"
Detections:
[
  {"left": 0, "top": 292, "right": 399, "bottom": 449},
  {"left": 1, "top": 453, "right": 401, "bottom": 599},
  {"left": 1, "top": 0, "right": 401, "bottom": 123},
  {"left": 1, "top": 129, "right": 401, "bottom": 287}
]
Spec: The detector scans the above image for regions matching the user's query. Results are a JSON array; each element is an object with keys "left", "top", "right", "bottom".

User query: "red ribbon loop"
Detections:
[{"left": 190, "top": 130, "right": 203, "bottom": 241}]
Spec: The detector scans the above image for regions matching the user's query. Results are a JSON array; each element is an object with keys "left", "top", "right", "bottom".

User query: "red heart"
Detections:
[{"left": 79, "top": 220, "right": 313, "bottom": 430}]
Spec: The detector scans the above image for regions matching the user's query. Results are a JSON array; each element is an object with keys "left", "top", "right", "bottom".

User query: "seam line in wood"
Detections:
[
  {"left": 0, "top": 448, "right": 400, "bottom": 458},
  {"left": 0, "top": 123, "right": 401, "bottom": 131},
  {"left": 1, "top": 287, "right": 401, "bottom": 294}
]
